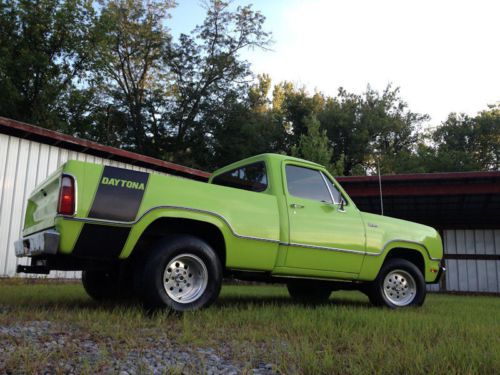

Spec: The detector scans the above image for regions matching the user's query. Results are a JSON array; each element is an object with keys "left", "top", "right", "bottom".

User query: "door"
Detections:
[{"left": 284, "top": 164, "right": 366, "bottom": 274}]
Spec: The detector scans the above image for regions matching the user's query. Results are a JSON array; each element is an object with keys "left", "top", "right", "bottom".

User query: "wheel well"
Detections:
[
  {"left": 130, "top": 218, "right": 226, "bottom": 267},
  {"left": 384, "top": 248, "right": 425, "bottom": 276}
]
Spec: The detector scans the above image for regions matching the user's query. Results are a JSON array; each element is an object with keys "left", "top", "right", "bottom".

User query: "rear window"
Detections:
[{"left": 212, "top": 162, "right": 268, "bottom": 192}]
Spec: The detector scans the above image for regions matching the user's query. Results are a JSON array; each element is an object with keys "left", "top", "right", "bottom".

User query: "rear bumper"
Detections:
[{"left": 14, "top": 229, "right": 60, "bottom": 257}]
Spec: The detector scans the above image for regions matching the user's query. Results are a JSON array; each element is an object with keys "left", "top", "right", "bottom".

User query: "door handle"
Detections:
[{"left": 290, "top": 203, "right": 305, "bottom": 209}]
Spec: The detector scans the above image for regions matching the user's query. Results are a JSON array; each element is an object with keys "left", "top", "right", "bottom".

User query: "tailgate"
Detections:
[{"left": 22, "top": 166, "right": 63, "bottom": 236}]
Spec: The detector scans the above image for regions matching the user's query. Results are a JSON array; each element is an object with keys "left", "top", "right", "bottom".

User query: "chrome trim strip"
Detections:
[
  {"left": 230, "top": 268, "right": 268, "bottom": 273},
  {"left": 270, "top": 274, "right": 358, "bottom": 282},
  {"left": 284, "top": 242, "right": 367, "bottom": 255},
  {"left": 320, "top": 171, "right": 335, "bottom": 204},
  {"left": 58, "top": 216, "right": 131, "bottom": 226},
  {"left": 283, "top": 239, "right": 441, "bottom": 261},
  {"left": 58, "top": 205, "right": 281, "bottom": 244},
  {"left": 320, "top": 171, "right": 345, "bottom": 211}
]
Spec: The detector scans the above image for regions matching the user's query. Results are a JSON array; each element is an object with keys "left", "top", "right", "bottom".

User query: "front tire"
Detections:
[
  {"left": 137, "top": 235, "right": 222, "bottom": 312},
  {"left": 367, "top": 258, "right": 426, "bottom": 308}
]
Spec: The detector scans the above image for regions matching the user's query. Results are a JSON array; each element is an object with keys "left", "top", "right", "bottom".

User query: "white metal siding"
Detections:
[
  {"left": 443, "top": 229, "right": 499, "bottom": 293},
  {"left": 0, "top": 133, "right": 160, "bottom": 278}
]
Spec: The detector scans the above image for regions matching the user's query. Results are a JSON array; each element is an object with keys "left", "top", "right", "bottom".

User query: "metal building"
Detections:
[
  {"left": 338, "top": 173, "right": 500, "bottom": 293},
  {"left": 1, "top": 116, "right": 499, "bottom": 293},
  {"left": 0, "top": 117, "right": 208, "bottom": 278}
]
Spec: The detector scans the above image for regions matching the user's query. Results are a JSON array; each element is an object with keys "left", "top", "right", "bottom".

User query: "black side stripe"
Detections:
[
  {"left": 72, "top": 224, "right": 131, "bottom": 259},
  {"left": 88, "top": 166, "right": 149, "bottom": 222}
]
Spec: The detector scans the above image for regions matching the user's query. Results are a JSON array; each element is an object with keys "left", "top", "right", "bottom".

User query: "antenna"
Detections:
[{"left": 377, "top": 159, "right": 384, "bottom": 216}]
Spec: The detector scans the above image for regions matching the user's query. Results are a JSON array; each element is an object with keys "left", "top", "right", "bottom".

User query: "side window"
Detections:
[
  {"left": 323, "top": 175, "right": 343, "bottom": 204},
  {"left": 286, "top": 165, "right": 332, "bottom": 203},
  {"left": 212, "top": 162, "right": 268, "bottom": 192}
]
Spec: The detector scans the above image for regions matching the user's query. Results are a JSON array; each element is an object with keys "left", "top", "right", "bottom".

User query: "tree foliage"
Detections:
[
  {"left": 430, "top": 105, "right": 500, "bottom": 171},
  {"left": 164, "top": 0, "right": 271, "bottom": 165},
  {"left": 85, "top": 0, "right": 174, "bottom": 154},
  {"left": 0, "top": 1, "right": 498, "bottom": 175},
  {"left": 0, "top": 0, "right": 94, "bottom": 128},
  {"left": 292, "top": 114, "right": 343, "bottom": 175},
  {"left": 317, "top": 86, "right": 429, "bottom": 175}
]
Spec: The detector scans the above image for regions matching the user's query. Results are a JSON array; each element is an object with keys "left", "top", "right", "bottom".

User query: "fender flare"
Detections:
[{"left": 375, "top": 239, "right": 441, "bottom": 262}]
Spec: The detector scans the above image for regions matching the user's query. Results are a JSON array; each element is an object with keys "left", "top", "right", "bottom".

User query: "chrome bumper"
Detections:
[{"left": 14, "top": 229, "right": 60, "bottom": 257}]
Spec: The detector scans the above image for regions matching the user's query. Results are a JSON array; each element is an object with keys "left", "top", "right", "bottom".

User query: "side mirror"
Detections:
[{"left": 337, "top": 198, "right": 346, "bottom": 212}]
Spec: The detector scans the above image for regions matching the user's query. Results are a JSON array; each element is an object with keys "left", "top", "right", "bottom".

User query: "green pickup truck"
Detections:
[{"left": 15, "top": 153, "right": 444, "bottom": 310}]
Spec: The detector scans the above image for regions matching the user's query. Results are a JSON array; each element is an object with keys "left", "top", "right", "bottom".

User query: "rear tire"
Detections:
[
  {"left": 287, "top": 280, "right": 332, "bottom": 304},
  {"left": 137, "top": 235, "right": 222, "bottom": 312},
  {"left": 366, "top": 258, "right": 426, "bottom": 308}
]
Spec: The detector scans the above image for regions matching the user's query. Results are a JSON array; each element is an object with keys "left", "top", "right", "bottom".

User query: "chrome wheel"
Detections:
[
  {"left": 382, "top": 269, "right": 417, "bottom": 306},
  {"left": 163, "top": 254, "right": 208, "bottom": 304}
]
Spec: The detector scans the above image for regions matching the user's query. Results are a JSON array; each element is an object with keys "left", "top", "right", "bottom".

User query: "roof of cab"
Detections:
[{"left": 210, "top": 153, "right": 324, "bottom": 179}]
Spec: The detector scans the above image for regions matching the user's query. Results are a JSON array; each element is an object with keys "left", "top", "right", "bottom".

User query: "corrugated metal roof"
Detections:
[
  {"left": 0, "top": 117, "right": 210, "bottom": 181},
  {"left": 338, "top": 172, "right": 500, "bottom": 229}
]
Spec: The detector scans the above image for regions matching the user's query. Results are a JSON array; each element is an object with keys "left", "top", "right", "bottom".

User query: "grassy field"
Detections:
[{"left": 0, "top": 279, "right": 499, "bottom": 374}]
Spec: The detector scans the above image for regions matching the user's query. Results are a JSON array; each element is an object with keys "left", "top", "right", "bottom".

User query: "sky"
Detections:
[{"left": 169, "top": 0, "right": 500, "bottom": 125}]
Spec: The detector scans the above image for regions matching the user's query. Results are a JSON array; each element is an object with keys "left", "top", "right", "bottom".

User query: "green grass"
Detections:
[{"left": 0, "top": 279, "right": 499, "bottom": 374}]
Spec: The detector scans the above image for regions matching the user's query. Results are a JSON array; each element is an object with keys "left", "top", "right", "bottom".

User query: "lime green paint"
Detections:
[
  {"left": 23, "top": 166, "right": 63, "bottom": 236},
  {"left": 55, "top": 217, "right": 84, "bottom": 255},
  {"left": 20, "top": 153, "right": 443, "bottom": 283},
  {"left": 281, "top": 160, "right": 365, "bottom": 274}
]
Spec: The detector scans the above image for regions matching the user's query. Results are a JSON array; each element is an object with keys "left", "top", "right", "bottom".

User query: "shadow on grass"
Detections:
[
  {"left": 1, "top": 296, "right": 373, "bottom": 318},
  {"left": 0, "top": 285, "right": 373, "bottom": 317},
  {"left": 215, "top": 295, "right": 372, "bottom": 309}
]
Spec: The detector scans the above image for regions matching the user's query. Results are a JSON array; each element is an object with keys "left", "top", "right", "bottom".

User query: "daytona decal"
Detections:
[
  {"left": 101, "top": 177, "right": 145, "bottom": 190},
  {"left": 88, "top": 166, "right": 149, "bottom": 221}
]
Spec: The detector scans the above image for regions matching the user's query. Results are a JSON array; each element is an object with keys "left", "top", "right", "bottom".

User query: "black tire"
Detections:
[
  {"left": 82, "top": 269, "right": 122, "bottom": 301},
  {"left": 366, "top": 258, "right": 426, "bottom": 308},
  {"left": 287, "top": 280, "right": 332, "bottom": 304},
  {"left": 137, "top": 235, "right": 222, "bottom": 312}
]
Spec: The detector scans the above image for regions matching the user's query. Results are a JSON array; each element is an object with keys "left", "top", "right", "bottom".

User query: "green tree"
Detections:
[
  {"left": 248, "top": 73, "right": 272, "bottom": 113},
  {"left": 319, "top": 85, "right": 428, "bottom": 175},
  {"left": 318, "top": 89, "right": 365, "bottom": 175},
  {"left": 431, "top": 105, "right": 500, "bottom": 171},
  {"left": 292, "top": 114, "right": 343, "bottom": 175},
  {"left": 200, "top": 75, "right": 285, "bottom": 169},
  {"left": 164, "top": 0, "right": 271, "bottom": 165},
  {"left": 85, "top": 0, "right": 174, "bottom": 154},
  {"left": 0, "top": 0, "right": 95, "bottom": 129},
  {"left": 476, "top": 105, "right": 500, "bottom": 170},
  {"left": 271, "top": 82, "right": 324, "bottom": 150}
]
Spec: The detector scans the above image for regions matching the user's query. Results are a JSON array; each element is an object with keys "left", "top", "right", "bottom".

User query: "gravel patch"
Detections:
[{"left": 0, "top": 321, "right": 279, "bottom": 374}]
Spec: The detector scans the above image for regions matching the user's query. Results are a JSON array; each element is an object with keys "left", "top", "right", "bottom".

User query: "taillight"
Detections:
[{"left": 58, "top": 175, "right": 75, "bottom": 215}]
